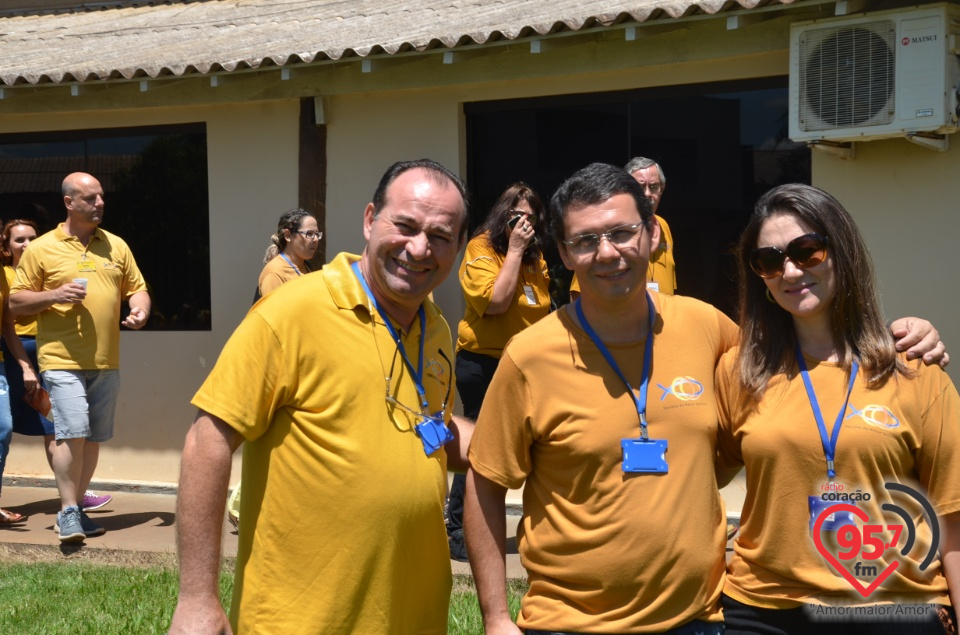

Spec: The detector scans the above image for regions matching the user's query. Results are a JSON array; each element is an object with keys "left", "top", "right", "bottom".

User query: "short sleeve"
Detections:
[
  {"left": 191, "top": 310, "right": 293, "bottom": 442},
  {"left": 716, "top": 309, "right": 739, "bottom": 356},
  {"left": 118, "top": 240, "right": 148, "bottom": 298},
  {"left": 715, "top": 348, "right": 745, "bottom": 470},
  {"left": 913, "top": 364, "right": 960, "bottom": 517},
  {"left": 259, "top": 272, "right": 285, "bottom": 297},
  {"left": 468, "top": 346, "right": 536, "bottom": 489},
  {"left": 459, "top": 237, "right": 502, "bottom": 318},
  {"left": 12, "top": 248, "right": 43, "bottom": 294}
]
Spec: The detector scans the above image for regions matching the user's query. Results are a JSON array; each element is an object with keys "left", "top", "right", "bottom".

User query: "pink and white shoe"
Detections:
[{"left": 81, "top": 491, "right": 113, "bottom": 511}]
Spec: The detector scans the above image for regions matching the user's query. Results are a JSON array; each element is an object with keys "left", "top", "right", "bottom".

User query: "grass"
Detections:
[
  {"left": 0, "top": 544, "right": 526, "bottom": 634},
  {"left": 448, "top": 574, "right": 528, "bottom": 635}
]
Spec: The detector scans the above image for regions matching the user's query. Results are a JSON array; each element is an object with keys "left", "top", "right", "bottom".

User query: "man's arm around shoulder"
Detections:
[
  {"left": 464, "top": 468, "right": 523, "bottom": 635},
  {"left": 169, "top": 411, "right": 244, "bottom": 635}
]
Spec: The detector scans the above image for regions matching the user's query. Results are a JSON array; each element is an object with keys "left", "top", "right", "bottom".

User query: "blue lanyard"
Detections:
[
  {"left": 280, "top": 253, "right": 302, "bottom": 276},
  {"left": 351, "top": 261, "right": 428, "bottom": 412},
  {"left": 575, "top": 295, "right": 656, "bottom": 439},
  {"left": 796, "top": 344, "right": 859, "bottom": 481}
]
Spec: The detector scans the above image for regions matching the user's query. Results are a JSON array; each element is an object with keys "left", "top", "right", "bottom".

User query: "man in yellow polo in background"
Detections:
[
  {"left": 569, "top": 156, "right": 676, "bottom": 299},
  {"left": 11, "top": 171, "right": 150, "bottom": 543}
]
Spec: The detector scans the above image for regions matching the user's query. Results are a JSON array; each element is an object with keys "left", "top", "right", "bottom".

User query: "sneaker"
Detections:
[
  {"left": 448, "top": 528, "right": 468, "bottom": 563},
  {"left": 726, "top": 518, "right": 741, "bottom": 542},
  {"left": 57, "top": 507, "right": 85, "bottom": 543},
  {"left": 81, "top": 491, "right": 112, "bottom": 511},
  {"left": 56, "top": 510, "right": 106, "bottom": 537}
]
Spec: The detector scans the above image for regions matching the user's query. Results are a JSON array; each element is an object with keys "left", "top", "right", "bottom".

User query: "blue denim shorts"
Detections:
[{"left": 43, "top": 369, "right": 120, "bottom": 442}]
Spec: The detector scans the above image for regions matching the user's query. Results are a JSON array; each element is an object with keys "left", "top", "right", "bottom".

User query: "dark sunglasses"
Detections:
[{"left": 749, "top": 233, "right": 829, "bottom": 279}]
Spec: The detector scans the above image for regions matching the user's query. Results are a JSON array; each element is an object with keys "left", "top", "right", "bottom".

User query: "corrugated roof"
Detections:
[{"left": 0, "top": 0, "right": 803, "bottom": 87}]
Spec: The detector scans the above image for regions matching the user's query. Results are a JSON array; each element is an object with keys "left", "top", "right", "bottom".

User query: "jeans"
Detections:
[
  {"left": 0, "top": 369, "right": 12, "bottom": 496},
  {"left": 2, "top": 337, "right": 53, "bottom": 436}
]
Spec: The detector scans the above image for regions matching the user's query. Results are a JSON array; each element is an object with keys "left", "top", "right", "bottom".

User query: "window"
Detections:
[{"left": 0, "top": 124, "right": 211, "bottom": 330}]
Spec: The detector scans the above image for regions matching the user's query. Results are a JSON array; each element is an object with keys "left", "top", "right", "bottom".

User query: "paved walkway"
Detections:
[
  {"left": 0, "top": 470, "right": 746, "bottom": 580},
  {"left": 0, "top": 478, "right": 527, "bottom": 578}
]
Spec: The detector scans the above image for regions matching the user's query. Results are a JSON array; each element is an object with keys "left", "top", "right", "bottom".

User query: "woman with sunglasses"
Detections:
[
  {"left": 257, "top": 208, "right": 321, "bottom": 300},
  {"left": 446, "top": 182, "right": 552, "bottom": 561},
  {"left": 716, "top": 184, "right": 960, "bottom": 634}
]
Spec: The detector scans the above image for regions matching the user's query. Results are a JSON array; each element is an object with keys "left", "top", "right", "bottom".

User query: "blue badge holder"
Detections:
[
  {"left": 621, "top": 438, "right": 668, "bottom": 473},
  {"left": 415, "top": 414, "right": 454, "bottom": 456},
  {"left": 808, "top": 496, "right": 858, "bottom": 532}
]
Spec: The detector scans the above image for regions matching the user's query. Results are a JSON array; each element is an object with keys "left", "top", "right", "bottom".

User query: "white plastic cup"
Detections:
[{"left": 73, "top": 278, "right": 88, "bottom": 291}]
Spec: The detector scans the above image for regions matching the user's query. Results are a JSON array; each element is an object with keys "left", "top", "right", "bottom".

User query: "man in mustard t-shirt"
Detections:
[
  {"left": 169, "top": 160, "right": 474, "bottom": 635},
  {"left": 10, "top": 172, "right": 150, "bottom": 543},
  {"left": 466, "top": 163, "right": 734, "bottom": 635},
  {"left": 569, "top": 156, "right": 676, "bottom": 300}
]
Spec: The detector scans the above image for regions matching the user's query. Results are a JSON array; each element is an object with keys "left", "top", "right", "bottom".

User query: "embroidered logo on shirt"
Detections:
[
  {"left": 845, "top": 403, "right": 900, "bottom": 430},
  {"left": 657, "top": 376, "right": 704, "bottom": 402},
  {"left": 426, "top": 358, "right": 445, "bottom": 379}
]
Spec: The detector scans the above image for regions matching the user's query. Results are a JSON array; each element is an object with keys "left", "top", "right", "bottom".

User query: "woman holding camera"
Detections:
[{"left": 446, "top": 182, "right": 552, "bottom": 560}]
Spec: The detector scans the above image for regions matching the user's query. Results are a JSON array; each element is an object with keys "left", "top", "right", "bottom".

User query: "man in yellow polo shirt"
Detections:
[
  {"left": 170, "top": 160, "right": 474, "bottom": 634},
  {"left": 10, "top": 172, "right": 150, "bottom": 543}
]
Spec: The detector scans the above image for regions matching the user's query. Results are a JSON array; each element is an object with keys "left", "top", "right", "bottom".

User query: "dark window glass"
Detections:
[
  {"left": 0, "top": 124, "right": 211, "bottom": 330},
  {"left": 465, "top": 77, "right": 810, "bottom": 316}
]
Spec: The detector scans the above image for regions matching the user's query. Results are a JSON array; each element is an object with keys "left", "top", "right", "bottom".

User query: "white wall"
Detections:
[{"left": 814, "top": 139, "right": 960, "bottom": 384}]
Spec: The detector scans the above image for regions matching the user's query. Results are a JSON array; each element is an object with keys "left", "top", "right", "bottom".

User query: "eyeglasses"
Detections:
[
  {"left": 644, "top": 183, "right": 663, "bottom": 195},
  {"left": 384, "top": 348, "right": 453, "bottom": 426},
  {"left": 562, "top": 222, "right": 645, "bottom": 255},
  {"left": 508, "top": 211, "right": 538, "bottom": 229},
  {"left": 749, "top": 233, "right": 829, "bottom": 279},
  {"left": 296, "top": 230, "right": 322, "bottom": 240}
]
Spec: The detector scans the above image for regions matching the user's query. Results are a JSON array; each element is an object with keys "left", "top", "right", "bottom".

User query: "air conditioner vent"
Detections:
[
  {"left": 799, "top": 22, "right": 896, "bottom": 130},
  {"left": 790, "top": 5, "right": 960, "bottom": 145}
]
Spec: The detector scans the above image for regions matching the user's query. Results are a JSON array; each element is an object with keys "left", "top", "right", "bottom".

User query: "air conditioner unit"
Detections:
[{"left": 789, "top": 4, "right": 960, "bottom": 145}]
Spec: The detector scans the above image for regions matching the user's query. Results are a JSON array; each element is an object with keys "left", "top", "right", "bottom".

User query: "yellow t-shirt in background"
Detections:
[
  {"left": 5, "top": 266, "right": 37, "bottom": 337},
  {"left": 12, "top": 224, "right": 147, "bottom": 371},
  {"left": 258, "top": 254, "right": 304, "bottom": 297},
  {"left": 717, "top": 350, "right": 960, "bottom": 608},
  {"left": 651, "top": 215, "right": 677, "bottom": 294},
  {"left": 193, "top": 253, "right": 454, "bottom": 635},
  {"left": 456, "top": 234, "right": 550, "bottom": 358},
  {"left": 469, "top": 293, "right": 738, "bottom": 633}
]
